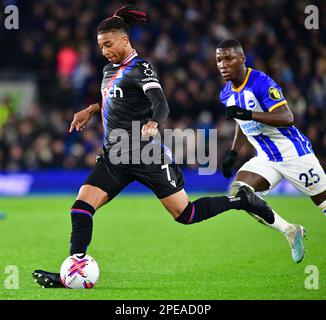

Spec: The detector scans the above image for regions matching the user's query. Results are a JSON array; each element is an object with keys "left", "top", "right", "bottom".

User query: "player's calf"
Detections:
[
  {"left": 70, "top": 200, "right": 96, "bottom": 256},
  {"left": 175, "top": 188, "right": 274, "bottom": 225},
  {"left": 175, "top": 196, "right": 235, "bottom": 224}
]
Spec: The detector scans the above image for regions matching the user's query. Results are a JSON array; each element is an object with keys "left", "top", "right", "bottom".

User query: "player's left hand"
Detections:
[
  {"left": 225, "top": 105, "right": 252, "bottom": 120},
  {"left": 141, "top": 121, "right": 159, "bottom": 139}
]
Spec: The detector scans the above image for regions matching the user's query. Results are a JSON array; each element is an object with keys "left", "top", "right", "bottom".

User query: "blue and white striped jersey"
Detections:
[{"left": 220, "top": 68, "right": 313, "bottom": 162}]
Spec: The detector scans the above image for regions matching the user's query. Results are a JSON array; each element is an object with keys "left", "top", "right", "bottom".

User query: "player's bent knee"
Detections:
[
  {"left": 160, "top": 189, "right": 189, "bottom": 219},
  {"left": 77, "top": 184, "right": 109, "bottom": 210},
  {"left": 175, "top": 202, "right": 194, "bottom": 225},
  {"left": 229, "top": 181, "right": 254, "bottom": 196}
]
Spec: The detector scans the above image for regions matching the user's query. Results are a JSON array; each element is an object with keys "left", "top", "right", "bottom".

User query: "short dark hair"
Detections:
[
  {"left": 217, "top": 39, "right": 243, "bottom": 50},
  {"left": 97, "top": 5, "right": 148, "bottom": 36}
]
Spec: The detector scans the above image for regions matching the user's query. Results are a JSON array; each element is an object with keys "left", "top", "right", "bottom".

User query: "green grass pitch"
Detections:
[{"left": 0, "top": 195, "right": 325, "bottom": 300}]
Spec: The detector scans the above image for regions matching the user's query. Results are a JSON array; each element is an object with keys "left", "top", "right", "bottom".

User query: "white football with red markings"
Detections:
[{"left": 60, "top": 254, "right": 99, "bottom": 289}]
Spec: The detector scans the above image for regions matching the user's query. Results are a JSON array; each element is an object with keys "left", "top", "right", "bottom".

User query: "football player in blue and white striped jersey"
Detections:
[{"left": 217, "top": 39, "right": 326, "bottom": 263}]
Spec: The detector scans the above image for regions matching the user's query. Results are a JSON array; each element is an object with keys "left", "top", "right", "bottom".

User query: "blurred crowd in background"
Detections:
[{"left": 1, "top": 0, "right": 326, "bottom": 172}]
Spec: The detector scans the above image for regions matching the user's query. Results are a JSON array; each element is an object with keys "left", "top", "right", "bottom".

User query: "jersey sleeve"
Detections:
[
  {"left": 219, "top": 88, "right": 227, "bottom": 107},
  {"left": 255, "top": 74, "right": 287, "bottom": 112},
  {"left": 133, "top": 61, "right": 163, "bottom": 93},
  {"left": 219, "top": 82, "right": 232, "bottom": 108}
]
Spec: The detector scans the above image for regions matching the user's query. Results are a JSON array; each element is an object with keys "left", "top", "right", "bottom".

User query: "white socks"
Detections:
[{"left": 268, "top": 210, "right": 295, "bottom": 235}]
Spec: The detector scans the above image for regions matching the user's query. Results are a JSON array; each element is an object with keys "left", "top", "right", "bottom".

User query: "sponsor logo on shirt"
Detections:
[
  {"left": 103, "top": 85, "right": 124, "bottom": 98},
  {"left": 141, "top": 77, "right": 159, "bottom": 82}
]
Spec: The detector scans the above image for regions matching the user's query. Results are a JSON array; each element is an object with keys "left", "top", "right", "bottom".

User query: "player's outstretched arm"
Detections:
[{"left": 69, "top": 103, "right": 101, "bottom": 133}]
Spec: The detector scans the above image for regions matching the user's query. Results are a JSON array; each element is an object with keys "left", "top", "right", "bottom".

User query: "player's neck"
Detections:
[
  {"left": 120, "top": 47, "right": 135, "bottom": 64},
  {"left": 232, "top": 66, "right": 248, "bottom": 88}
]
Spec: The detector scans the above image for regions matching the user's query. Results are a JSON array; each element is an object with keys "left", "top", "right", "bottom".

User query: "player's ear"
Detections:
[
  {"left": 123, "top": 35, "right": 129, "bottom": 47},
  {"left": 241, "top": 54, "right": 246, "bottom": 64}
]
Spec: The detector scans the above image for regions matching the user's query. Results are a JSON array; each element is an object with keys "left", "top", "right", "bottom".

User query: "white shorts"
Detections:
[{"left": 238, "top": 153, "right": 326, "bottom": 196}]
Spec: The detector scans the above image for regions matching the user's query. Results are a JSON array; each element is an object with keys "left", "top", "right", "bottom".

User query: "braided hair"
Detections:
[{"left": 97, "top": 5, "right": 148, "bottom": 36}]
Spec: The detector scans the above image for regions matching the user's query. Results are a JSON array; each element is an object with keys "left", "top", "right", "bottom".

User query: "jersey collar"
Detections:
[
  {"left": 231, "top": 68, "right": 252, "bottom": 92},
  {"left": 112, "top": 49, "right": 138, "bottom": 67}
]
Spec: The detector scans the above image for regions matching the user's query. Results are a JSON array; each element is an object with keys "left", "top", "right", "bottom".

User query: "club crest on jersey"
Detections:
[
  {"left": 268, "top": 87, "right": 283, "bottom": 100},
  {"left": 142, "top": 62, "right": 155, "bottom": 77},
  {"left": 144, "top": 68, "right": 154, "bottom": 77},
  {"left": 247, "top": 99, "right": 256, "bottom": 109}
]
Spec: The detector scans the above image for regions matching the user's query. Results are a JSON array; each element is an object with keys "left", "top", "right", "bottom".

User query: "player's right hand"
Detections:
[
  {"left": 141, "top": 120, "right": 159, "bottom": 139},
  {"left": 221, "top": 150, "right": 238, "bottom": 179},
  {"left": 69, "top": 104, "right": 98, "bottom": 133},
  {"left": 225, "top": 105, "right": 252, "bottom": 120}
]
